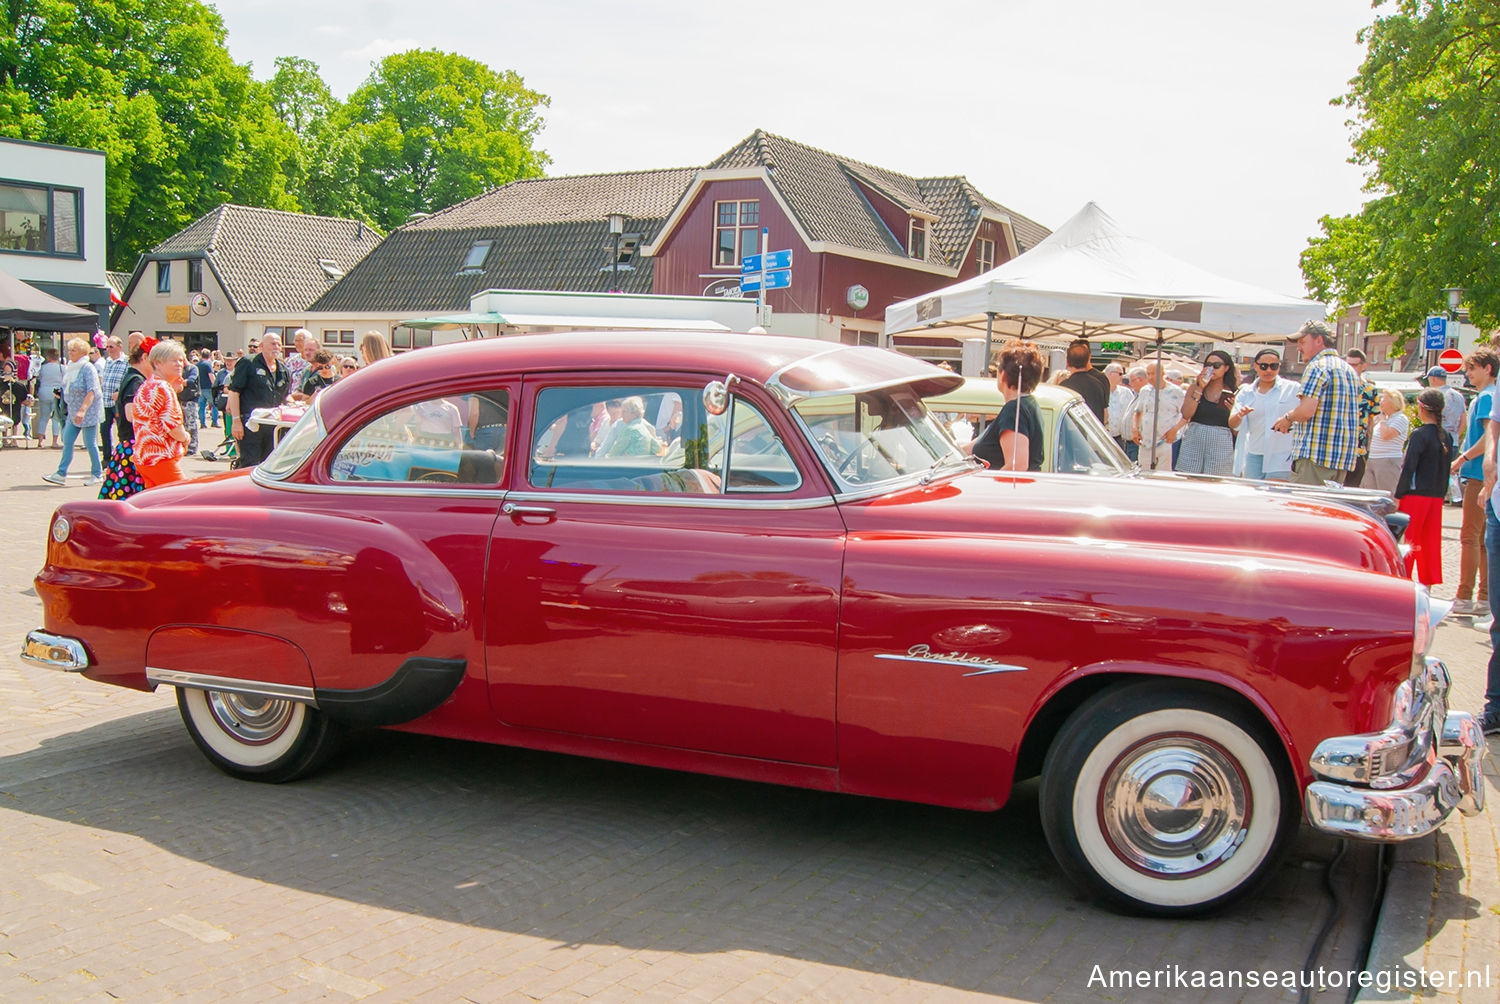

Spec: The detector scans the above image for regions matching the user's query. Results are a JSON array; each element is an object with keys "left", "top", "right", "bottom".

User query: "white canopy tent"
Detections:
[
  {"left": 884, "top": 201, "right": 1325, "bottom": 349},
  {"left": 884, "top": 202, "right": 1328, "bottom": 469}
]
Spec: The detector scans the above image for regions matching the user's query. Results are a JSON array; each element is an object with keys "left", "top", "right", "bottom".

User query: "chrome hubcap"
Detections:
[
  {"left": 1101, "top": 736, "right": 1249, "bottom": 876},
  {"left": 205, "top": 691, "right": 295, "bottom": 745}
]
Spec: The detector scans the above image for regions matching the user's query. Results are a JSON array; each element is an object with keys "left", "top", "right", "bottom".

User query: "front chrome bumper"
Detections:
[
  {"left": 1305, "top": 657, "right": 1485, "bottom": 839},
  {"left": 20, "top": 629, "right": 90, "bottom": 672}
]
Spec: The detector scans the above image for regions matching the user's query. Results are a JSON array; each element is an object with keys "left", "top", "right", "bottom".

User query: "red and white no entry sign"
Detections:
[{"left": 1439, "top": 348, "right": 1464, "bottom": 373}]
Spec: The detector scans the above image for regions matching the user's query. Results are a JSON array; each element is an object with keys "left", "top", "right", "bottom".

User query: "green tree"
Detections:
[
  {"left": 0, "top": 0, "right": 300, "bottom": 269},
  {"left": 269, "top": 56, "right": 335, "bottom": 139},
  {"left": 340, "top": 50, "right": 550, "bottom": 231},
  {"left": 1301, "top": 1, "right": 1500, "bottom": 340}
]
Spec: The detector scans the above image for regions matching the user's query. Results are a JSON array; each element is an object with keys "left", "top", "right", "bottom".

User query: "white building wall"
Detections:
[{"left": 0, "top": 138, "right": 108, "bottom": 292}]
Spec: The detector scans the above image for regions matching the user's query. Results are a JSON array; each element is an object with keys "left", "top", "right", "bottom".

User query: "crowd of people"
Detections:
[{"left": 0, "top": 327, "right": 391, "bottom": 490}]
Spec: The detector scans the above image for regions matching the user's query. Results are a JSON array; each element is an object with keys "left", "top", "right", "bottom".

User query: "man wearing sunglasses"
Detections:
[{"left": 1271, "top": 320, "right": 1360, "bottom": 486}]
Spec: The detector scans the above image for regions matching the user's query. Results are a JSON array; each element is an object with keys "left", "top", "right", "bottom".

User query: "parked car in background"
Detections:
[
  {"left": 25, "top": 332, "right": 1484, "bottom": 916},
  {"left": 926, "top": 379, "right": 1131, "bottom": 475}
]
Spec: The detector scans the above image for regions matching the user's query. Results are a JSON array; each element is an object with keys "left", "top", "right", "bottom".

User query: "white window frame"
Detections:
[
  {"left": 908, "top": 218, "right": 927, "bottom": 260},
  {"left": 976, "top": 237, "right": 995, "bottom": 273},
  {"left": 714, "top": 200, "right": 760, "bottom": 269}
]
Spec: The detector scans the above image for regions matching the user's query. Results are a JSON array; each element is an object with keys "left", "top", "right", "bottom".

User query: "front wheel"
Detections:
[
  {"left": 177, "top": 687, "right": 344, "bottom": 783},
  {"left": 1039, "top": 682, "right": 1297, "bottom": 916}
]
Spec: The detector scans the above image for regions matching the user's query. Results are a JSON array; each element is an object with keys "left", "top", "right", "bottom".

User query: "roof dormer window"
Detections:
[
  {"left": 459, "top": 240, "right": 493, "bottom": 275},
  {"left": 908, "top": 217, "right": 927, "bottom": 260},
  {"left": 317, "top": 258, "right": 344, "bottom": 281}
]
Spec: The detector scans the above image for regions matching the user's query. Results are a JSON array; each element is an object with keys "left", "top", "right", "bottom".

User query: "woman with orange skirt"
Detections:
[
  {"left": 131, "top": 340, "right": 191, "bottom": 489},
  {"left": 1395, "top": 388, "right": 1456, "bottom": 586}
]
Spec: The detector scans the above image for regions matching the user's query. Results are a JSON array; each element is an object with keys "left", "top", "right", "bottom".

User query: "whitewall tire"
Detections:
[
  {"left": 177, "top": 687, "right": 343, "bottom": 783},
  {"left": 1040, "top": 682, "right": 1297, "bottom": 916}
]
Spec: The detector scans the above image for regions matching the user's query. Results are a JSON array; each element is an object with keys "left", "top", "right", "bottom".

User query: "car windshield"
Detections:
[
  {"left": 793, "top": 386, "right": 966, "bottom": 491},
  {"left": 255, "top": 403, "right": 326, "bottom": 480}
]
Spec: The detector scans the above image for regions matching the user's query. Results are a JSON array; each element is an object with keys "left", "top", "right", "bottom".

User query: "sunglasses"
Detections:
[
  {"left": 1256, "top": 361, "right": 1281, "bottom": 370},
  {"left": 1208, "top": 362, "right": 1227, "bottom": 370}
]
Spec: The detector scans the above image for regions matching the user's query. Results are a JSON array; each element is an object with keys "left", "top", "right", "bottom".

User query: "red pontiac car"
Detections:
[{"left": 24, "top": 332, "right": 1485, "bottom": 915}]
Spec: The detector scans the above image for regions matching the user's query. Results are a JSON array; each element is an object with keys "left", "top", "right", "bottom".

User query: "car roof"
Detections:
[{"left": 313, "top": 331, "right": 963, "bottom": 429}]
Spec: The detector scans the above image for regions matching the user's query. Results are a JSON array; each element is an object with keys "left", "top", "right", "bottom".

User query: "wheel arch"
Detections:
[{"left": 1013, "top": 666, "right": 1300, "bottom": 793}]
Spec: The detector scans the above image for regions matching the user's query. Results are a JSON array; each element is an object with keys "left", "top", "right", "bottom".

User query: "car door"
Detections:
[{"left": 483, "top": 375, "right": 844, "bottom": 767}]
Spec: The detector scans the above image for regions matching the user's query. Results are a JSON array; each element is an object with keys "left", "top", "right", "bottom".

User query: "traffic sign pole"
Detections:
[{"left": 758, "top": 227, "right": 769, "bottom": 328}]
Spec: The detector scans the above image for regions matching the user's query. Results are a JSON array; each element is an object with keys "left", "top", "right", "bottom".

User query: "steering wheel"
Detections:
[{"left": 834, "top": 437, "right": 880, "bottom": 480}]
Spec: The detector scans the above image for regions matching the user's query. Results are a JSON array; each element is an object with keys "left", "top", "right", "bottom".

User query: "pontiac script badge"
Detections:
[{"left": 875, "top": 644, "right": 1027, "bottom": 677}]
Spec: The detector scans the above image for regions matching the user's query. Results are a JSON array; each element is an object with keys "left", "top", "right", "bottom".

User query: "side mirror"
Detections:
[{"left": 702, "top": 374, "right": 739, "bottom": 416}]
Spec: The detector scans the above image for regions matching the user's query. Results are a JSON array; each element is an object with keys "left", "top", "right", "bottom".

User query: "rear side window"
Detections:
[{"left": 330, "top": 389, "right": 508, "bottom": 485}]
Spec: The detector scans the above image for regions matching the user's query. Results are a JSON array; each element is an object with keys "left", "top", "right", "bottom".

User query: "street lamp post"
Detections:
[{"left": 607, "top": 213, "right": 626, "bottom": 292}]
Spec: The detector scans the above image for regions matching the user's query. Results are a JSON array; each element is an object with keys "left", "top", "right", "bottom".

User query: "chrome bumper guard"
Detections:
[
  {"left": 1305, "top": 657, "right": 1485, "bottom": 840},
  {"left": 20, "top": 630, "right": 90, "bottom": 672}
]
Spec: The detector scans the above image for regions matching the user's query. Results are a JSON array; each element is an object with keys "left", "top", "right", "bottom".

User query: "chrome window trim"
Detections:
[
  {"left": 504, "top": 489, "right": 836, "bottom": 511},
  {"left": 145, "top": 668, "right": 319, "bottom": 707},
  {"left": 250, "top": 402, "right": 329, "bottom": 485},
  {"left": 259, "top": 480, "right": 505, "bottom": 500}
]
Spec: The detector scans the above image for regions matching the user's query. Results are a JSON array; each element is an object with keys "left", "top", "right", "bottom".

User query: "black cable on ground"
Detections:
[
  {"left": 1300, "top": 838, "right": 1351, "bottom": 1004},
  {"left": 1343, "top": 843, "right": 1391, "bottom": 1004}
]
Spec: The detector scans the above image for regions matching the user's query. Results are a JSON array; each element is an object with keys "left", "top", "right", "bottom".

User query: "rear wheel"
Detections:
[
  {"left": 176, "top": 687, "right": 343, "bottom": 783},
  {"left": 1039, "top": 682, "right": 1297, "bottom": 916}
]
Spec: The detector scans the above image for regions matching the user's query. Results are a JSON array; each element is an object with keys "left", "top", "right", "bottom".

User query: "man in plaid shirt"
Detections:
[
  {"left": 1272, "top": 320, "right": 1360, "bottom": 485},
  {"left": 98, "top": 334, "right": 128, "bottom": 459}
]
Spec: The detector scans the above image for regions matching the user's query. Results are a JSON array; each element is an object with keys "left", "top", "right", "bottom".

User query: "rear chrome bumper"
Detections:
[
  {"left": 1305, "top": 657, "right": 1485, "bottom": 839},
  {"left": 20, "top": 630, "right": 90, "bottom": 672}
]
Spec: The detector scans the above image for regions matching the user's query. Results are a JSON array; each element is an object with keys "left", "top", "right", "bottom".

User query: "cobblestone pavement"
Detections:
[
  {"left": 0, "top": 441, "right": 1483, "bottom": 1003},
  {"left": 1358, "top": 499, "right": 1499, "bottom": 1003}
]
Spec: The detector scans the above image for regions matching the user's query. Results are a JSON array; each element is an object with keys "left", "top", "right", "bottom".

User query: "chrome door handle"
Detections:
[{"left": 503, "top": 502, "right": 556, "bottom": 521}]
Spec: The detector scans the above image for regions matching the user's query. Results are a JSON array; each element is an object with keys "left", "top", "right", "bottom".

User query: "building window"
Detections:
[
  {"left": 156, "top": 261, "right": 171, "bottom": 294},
  {"left": 459, "top": 240, "right": 492, "bottom": 274},
  {"left": 976, "top": 237, "right": 995, "bottom": 273},
  {"left": 188, "top": 259, "right": 203, "bottom": 292},
  {"left": 322, "top": 329, "right": 355, "bottom": 346},
  {"left": 0, "top": 181, "right": 81, "bottom": 256},
  {"left": 908, "top": 218, "right": 927, "bottom": 260},
  {"left": 714, "top": 200, "right": 760, "bottom": 267}
]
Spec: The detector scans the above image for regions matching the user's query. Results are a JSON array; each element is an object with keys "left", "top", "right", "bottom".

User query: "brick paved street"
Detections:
[{"left": 0, "top": 442, "right": 1487, "bottom": 1003}]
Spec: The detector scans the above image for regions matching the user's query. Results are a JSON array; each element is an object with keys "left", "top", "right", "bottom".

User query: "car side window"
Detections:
[
  {"left": 711, "top": 398, "right": 800, "bottom": 492},
  {"left": 527, "top": 386, "right": 799, "bottom": 495},
  {"left": 329, "top": 389, "right": 508, "bottom": 486}
]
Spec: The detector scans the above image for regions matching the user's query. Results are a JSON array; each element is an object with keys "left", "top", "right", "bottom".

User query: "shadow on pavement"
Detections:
[{"left": 0, "top": 706, "right": 1379, "bottom": 999}]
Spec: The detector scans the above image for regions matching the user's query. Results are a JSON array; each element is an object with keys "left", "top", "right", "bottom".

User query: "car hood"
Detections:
[{"left": 844, "top": 469, "right": 1405, "bottom": 576}]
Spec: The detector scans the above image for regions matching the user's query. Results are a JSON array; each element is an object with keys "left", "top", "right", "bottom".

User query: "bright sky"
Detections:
[{"left": 214, "top": 0, "right": 1377, "bottom": 300}]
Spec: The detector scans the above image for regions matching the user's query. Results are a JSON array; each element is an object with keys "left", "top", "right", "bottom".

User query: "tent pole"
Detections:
[
  {"left": 984, "top": 312, "right": 995, "bottom": 375},
  {"left": 1147, "top": 330, "right": 1166, "bottom": 469}
]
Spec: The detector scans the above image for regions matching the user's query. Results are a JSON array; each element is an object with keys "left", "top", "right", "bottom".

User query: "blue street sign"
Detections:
[
  {"left": 739, "top": 268, "right": 791, "bottom": 292},
  {"left": 1424, "top": 315, "right": 1448, "bottom": 351},
  {"left": 741, "top": 249, "right": 793, "bottom": 274}
]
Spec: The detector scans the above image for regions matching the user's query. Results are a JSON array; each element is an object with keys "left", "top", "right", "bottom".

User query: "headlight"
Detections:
[
  {"left": 1412, "top": 585, "right": 1449, "bottom": 678},
  {"left": 51, "top": 515, "right": 71, "bottom": 544}
]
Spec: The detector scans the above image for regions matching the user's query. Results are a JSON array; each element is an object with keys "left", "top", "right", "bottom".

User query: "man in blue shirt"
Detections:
[{"left": 1452, "top": 350, "right": 1497, "bottom": 616}]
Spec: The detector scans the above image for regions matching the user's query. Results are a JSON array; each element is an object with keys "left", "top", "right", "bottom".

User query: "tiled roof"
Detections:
[
  {"left": 311, "top": 169, "right": 698, "bottom": 312},
  {"left": 106, "top": 271, "right": 131, "bottom": 296},
  {"left": 708, "top": 130, "right": 1051, "bottom": 267},
  {"left": 141, "top": 204, "right": 381, "bottom": 313}
]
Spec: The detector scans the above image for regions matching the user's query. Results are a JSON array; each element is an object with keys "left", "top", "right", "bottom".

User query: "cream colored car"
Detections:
[{"left": 924, "top": 378, "right": 1131, "bottom": 475}]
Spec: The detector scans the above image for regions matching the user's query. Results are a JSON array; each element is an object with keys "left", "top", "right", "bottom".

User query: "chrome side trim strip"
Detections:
[{"left": 145, "top": 668, "right": 319, "bottom": 707}]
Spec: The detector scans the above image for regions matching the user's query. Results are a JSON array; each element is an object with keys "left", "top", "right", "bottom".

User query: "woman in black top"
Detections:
[
  {"left": 971, "top": 339, "right": 1045, "bottom": 471},
  {"left": 1176, "top": 349, "right": 1237, "bottom": 475},
  {"left": 1395, "top": 388, "right": 1455, "bottom": 586}
]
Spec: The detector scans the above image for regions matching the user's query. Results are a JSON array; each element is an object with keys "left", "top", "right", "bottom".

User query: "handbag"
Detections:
[{"left": 99, "top": 439, "right": 147, "bottom": 500}]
